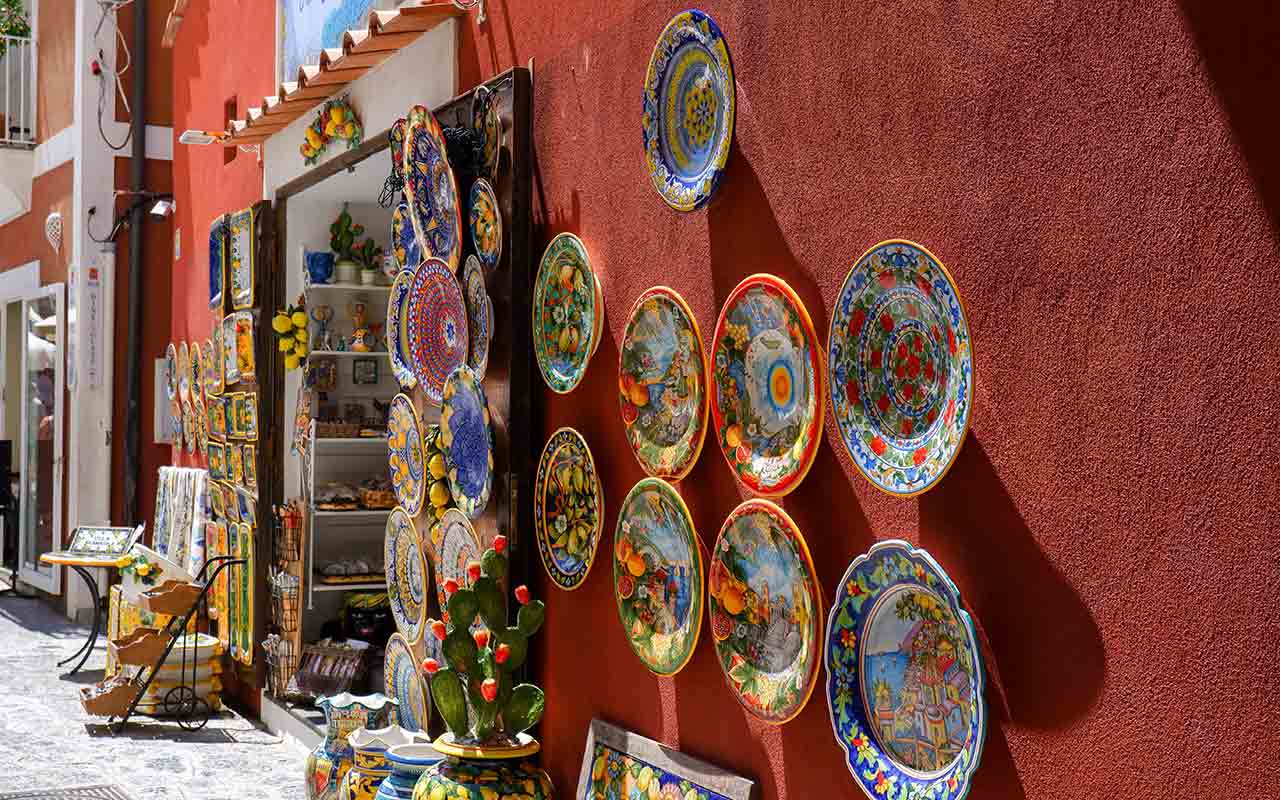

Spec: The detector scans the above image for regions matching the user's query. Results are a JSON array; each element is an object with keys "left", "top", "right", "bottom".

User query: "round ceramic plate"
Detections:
[
  {"left": 534, "top": 427, "right": 603, "bottom": 591},
  {"left": 189, "top": 341, "right": 203, "bottom": 403},
  {"left": 389, "top": 117, "right": 408, "bottom": 183},
  {"left": 472, "top": 86, "right": 502, "bottom": 179},
  {"left": 164, "top": 343, "right": 178, "bottom": 400},
  {"left": 825, "top": 540, "right": 985, "bottom": 799},
  {"left": 533, "top": 233, "right": 600, "bottom": 393},
  {"left": 202, "top": 340, "right": 218, "bottom": 396},
  {"left": 613, "top": 477, "right": 703, "bottom": 675},
  {"left": 194, "top": 396, "right": 208, "bottom": 456},
  {"left": 710, "top": 274, "right": 824, "bottom": 497},
  {"left": 403, "top": 104, "right": 462, "bottom": 271},
  {"left": 461, "top": 256, "right": 492, "bottom": 380},
  {"left": 387, "top": 268, "right": 418, "bottom": 390},
  {"left": 619, "top": 286, "right": 709, "bottom": 480},
  {"left": 829, "top": 241, "right": 973, "bottom": 497},
  {"left": 384, "top": 508, "right": 428, "bottom": 645},
  {"left": 384, "top": 632, "right": 430, "bottom": 733},
  {"left": 392, "top": 201, "right": 422, "bottom": 271},
  {"left": 405, "top": 257, "right": 468, "bottom": 405},
  {"left": 710, "top": 499, "right": 822, "bottom": 725},
  {"left": 431, "top": 508, "right": 482, "bottom": 622},
  {"left": 387, "top": 394, "right": 426, "bottom": 517},
  {"left": 178, "top": 342, "right": 191, "bottom": 404},
  {"left": 469, "top": 178, "right": 502, "bottom": 271},
  {"left": 642, "top": 10, "right": 735, "bottom": 211},
  {"left": 183, "top": 405, "right": 196, "bottom": 455},
  {"left": 440, "top": 365, "right": 493, "bottom": 519}
]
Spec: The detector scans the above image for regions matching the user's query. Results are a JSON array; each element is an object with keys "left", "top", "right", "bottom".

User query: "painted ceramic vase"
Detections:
[
  {"left": 533, "top": 233, "right": 601, "bottom": 393},
  {"left": 534, "top": 427, "right": 603, "bottom": 591},
  {"left": 375, "top": 745, "right": 445, "bottom": 800},
  {"left": 414, "top": 755, "right": 553, "bottom": 800},
  {"left": 307, "top": 250, "right": 336, "bottom": 285},
  {"left": 339, "top": 727, "right": 429, "bottom": 800},
  {"left": 307, "top": 693, "right": 399, "bottom": 800}
]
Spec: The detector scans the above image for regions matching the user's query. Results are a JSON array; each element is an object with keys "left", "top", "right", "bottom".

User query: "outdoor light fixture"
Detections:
[
  {"left": 149, "top": 198, "right": 176, "bottom": 219},
  {"left": 179, "top": 129, "right": 229, "bottom": 145}
]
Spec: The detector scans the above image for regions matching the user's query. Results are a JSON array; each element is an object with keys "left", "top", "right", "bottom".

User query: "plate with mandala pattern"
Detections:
[
  {"left": 403, "top": 104, "right": 461, "bottom": 271},
  {"left": 440, "top": 365, "right": 493, "bottom": 519},
  {"left": 386, "top": 268, "right": 418, "bottom": 390},
  {"left": 387, "top": 394, "right": 426, "bottom": 517},
  {"left": 829, "top": 240, "right": 973, "bottom": 497},
  {"left": 469, "top": 178, "right": 502, "bottom": 270},
  {"left": 405, "top": 257, "right": 468, "bottom": 404},
  {"left": 384, "top": 508, "right": 428, "bottom": 645},
  {"left": 384, "top": 631, "right": 430, "bottom": 732},
  {"left": 534, "top": 427, "right": 603, "bottom": 591},
  {"left": 430, "top": 508, "right": 482, "bottom": 622},
  {"left": 533, "top": 233, "right": 601, "bottom": 393},
  {"left": 461, "top": 256, "right": 492, "bottom": 380}
]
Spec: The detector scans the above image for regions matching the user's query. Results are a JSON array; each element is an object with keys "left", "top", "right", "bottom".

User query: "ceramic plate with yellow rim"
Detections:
[
  {"left": 177, "top": 341, "right": 191, "bottom": 405},
  {"left": 384, "top": 631, "right": 430, "bottom": 733},
  {"left": 533, "top": 233, "right": 601, "bottom": 393},
  {"left": 440, "top": 365, "right": 493, "bottom": 519},
  {"left": 387, "top": 394, "right": 426, "bottom": 517},
  {"left": 710, "top": 274, "right": 825, "bottom": 497},
  {"left": 613, "top": 477, "right": 703, "bottom": 675},
  {"left": 164, "top": 342, "right": 178, "bottom": 400},
  {"left": 618, "top": 286, "right": 709, "bottom": 480},
  {"left": 384, "top": 508, "right": 428, "bottom": 645},
  {"left": 533, "top": 427, "right": 603, "bottom": 591},
  {"left": 469, "top": 178, "right": 502, "bottom": 271},
  {"left": 430, "top": 508, "right": 482, "bottom": 624}
]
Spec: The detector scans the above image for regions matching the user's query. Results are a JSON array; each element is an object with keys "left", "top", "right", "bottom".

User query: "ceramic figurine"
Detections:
[
  {"left": 339, "top": 727, "right": 430, "bottom": 800},
  {"left": 306, "top": 693, "right": 399, "bottom": 800},
  {"left": 312, "top": 305, "right": 335, "bottom": 352},
  {"left": 349, "top": 301, "right": 376, "bottom": 352}
]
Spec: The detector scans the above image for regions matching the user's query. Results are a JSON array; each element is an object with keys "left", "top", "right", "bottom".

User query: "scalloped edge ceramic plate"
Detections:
[
  {"left": 405, "top": 257, "right": 468, "bottom": 405},
  {"left": 384, "top": 509, "right": 428, "bottom": 646}
]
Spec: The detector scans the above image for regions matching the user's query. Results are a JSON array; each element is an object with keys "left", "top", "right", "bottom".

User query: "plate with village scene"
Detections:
[
  {"left": 406, "top": 257, "right": 469, "bottom": 404},
  {"left": 534, "top": 427, "right": 603, "bottom": 591},
  {"left": 403, "top": 104, "right": 462, "bottom": 271},
  {"left": 709, "top": 499, "right": 821, "bottom": 725},
  {"left": 461, "top": 256, "right": 492, "bottom": 380},
  {"left": 472, "top": 85, "right": 502, "bottom": 180},
  {"left": 384, "top": 631, "right": 430, "bottom": 732},
  {"left": 710, "top": 274, "right": 824, "bottom": 498},
  {"left": 387, "top": 268, "right": 418, "bottom": 390},
  {"left": 440, "top": 365, "right": 493, "bottom": 519},
  {"left": 164, "top": 343, "right": 178, "bottom": 400},
  {"left": 430, "top": 508, "right": 483, "bottom": 623},
  {"left": 613, "top": 477, "right": 703, "bottom": 676},
  {"left": 533, "top": 233, "right": 602, "bottom": 394},
  {"left": 469, "top": 178, "right": 502, "bottom": 271},
  {"left": 384, "top": 507, "right": 428, "bottom": 645},
  {"left": 387, "top": 393, "right": 426, "bottom": 517},
  {"left": 825, "top": 540, "right": 985, "bottom": 800},
  {"left": 618, "top": 286, "right": 708, "bottom": 480},
  {"left": 829, "top": 240, "right": 973, "bottom": 497}
]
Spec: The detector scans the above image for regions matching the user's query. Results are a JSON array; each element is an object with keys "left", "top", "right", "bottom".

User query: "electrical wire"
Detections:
[{"left": 94, "top": 0, "right": 135, "bottom": 151}]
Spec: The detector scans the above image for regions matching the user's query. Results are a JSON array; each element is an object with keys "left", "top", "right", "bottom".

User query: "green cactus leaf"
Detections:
[
  {"left": 493, "top": 626, "right": 529, "bottom": 672},
  {"left": 503, "top": 684, "right": 545, "bottom": 734},
  {"left": 481, "top": 547, "right": 507, "bottom": 580},
  {"left": 428, "top": 668, "right": 468, "bottom": 735},
  {"left": 517, "top": 599, "right": 545, "bottom": 637},
  {"left": 474, "top": 576, "right": 506, "bottom": 630},
  {"left": 468, "top": 675, "right": 500, "bottom": 741},
  {"left": 442, "top": 628, "right": 479, "bottom": 674},
  {"left": 448, "top": 588, "right": 479, "bottom": 629}
]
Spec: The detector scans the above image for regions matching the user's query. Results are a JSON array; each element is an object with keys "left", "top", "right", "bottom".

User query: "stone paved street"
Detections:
[{"left": 0, "top": 596, "right": 307, "bottom": 800}]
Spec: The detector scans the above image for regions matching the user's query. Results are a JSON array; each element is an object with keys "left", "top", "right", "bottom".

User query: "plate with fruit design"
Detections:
[
  {"left": 534, "top": 427, "right": 603, "bottom": 591},
  {"left": 387, "top": 393, "right": 426, "bottom": 517},
  {"left": 533, "top": 233, "right": 602, "bottom": 394}
]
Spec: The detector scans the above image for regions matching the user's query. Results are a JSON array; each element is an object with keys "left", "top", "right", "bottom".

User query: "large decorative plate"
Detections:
[
  {"left": 403, "top": 104, "right": 462, "bottom": 271},
  {"left": 222, "top": 314, "right": 240, "bottom": 385},
  {"left": 430, "top": 508, "right": 482, "bottom": 622},
  {"left": 709, "top": 499, "right": 821, "bottom": 725},
  {"left": 164, "top": 343, "right": 178, "bottom": 400},
  {"left": 202, "top": 339, "right": 219, "bottom": 397},
  {"left": 391, "top": 201, "right": 421, "bottom": 271},
  {"left": 618, "top": 286, "right": 708, "bottom": 480},
  {"left": 829, "top": 241, "right": 973, "bottom": 497},
  {"left": 389, "top": 117, "right": 408, "bottom": 183},
  {"left": 533, "top": 427, "right": 603, "bottom": 591},
  {"left": 710, "top": 274, "right": 824, "bottom": 497},
  {"left": 384, "top": 508, "right": 428, "bottom": 645},
  {"left": 405, "top": 257, "right": 468, "bottom": 404},
  {"left": 209, "top": 215, "right": 225, "bottom": 311},
  {"left": 229, "top": 207, "right": 254, "bottom": 310},
  {"left": 387, "top": 268, "right": 418, "bottom": 390},
  {"left": 210, "top": 325, "right": 225, "bottom": 394},
  {"left": 233, "top": 311, "right": 256, "bottom": 382},
  {"left": 825, "top": 540, "right": 985, "bottom": 800},
  {"left": 384, "top": 632, "right": 429, "bottom": 732},
  {"left": 533, "top": 233, "right": 600, "bottom": 393},
  {"left": 178, "top": 342, "right": 191, "bottom": 404},
  {"left": 642, "top": 10, "right": 735, "bottom": 212},
  {"left": 469, "top": 179, "right": 502, "bottom": 271},
  {"left": 387, "top": 394, "right": 426, "bottom": 517},
  {"left": 440, "top": 365, "right": 493, "bottom": 519},
  {"left": 189, "top": 341, "right": 203, "bottom": 403},
  {"left": 613, "top": 477, "right": 703, "bottom": 675},
  {"left": 461, "top": 256, "right": 492, "bottom": 380},
  {"left": 471, "top": 85, "right": 502, "bottom": 179}
]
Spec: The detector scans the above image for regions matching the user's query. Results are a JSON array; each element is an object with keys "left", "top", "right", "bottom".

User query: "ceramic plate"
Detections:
[
  {"left": 533, "top": 233, "right": 601, "bottom": 393},
  {"left": 387, "top": 394, "right": 426, "bottom": 517},
  {"left": 534, "top": 427, "right": 603, "bottom": 591},
  {"left": 642, "top": 10, "right": 735, "bottom": 211},
  {"left": 710, "top": 274, "right": 824, "bottom": 497},
  {"left": 384, "top": 632, "right": 429, "bottom": 733},
  {"left": 211, "top": 325, "right": 225, "bottom": 394},
  {"left": 222, "top": 314, "right": 240, "bottom": 385},
  {"left": 233, "top": 311, "right": 256, "bottom": 382},
  {"left": 229, "top": 207, "right": 254, "bottom": 310},
  {"left": 194, "top": 396, "right": 208, "bottom": 456},
  {"left": 390, "top": 117, "right": 408, "bottom": 183},
  {"left": 164, "top": 343, "right": 178, "bottom": 400},
  {"left": 825, "top": 540, "right": 985, "bottom": 799},
  {"left": 387, "top": 268, "right": 418, "bottom": 390},
  {"left": 829, "top": 241, "right": 973, "bottom": 497},
  {"left": 613, "top": 477, "right": 703, "bottom": 675},
  {"left": 178, "top": 342, "right": 191, "bottom": 403},
  {"left": 384, "top": 508, "right": 428, "bottom": 645},
  {"left": 209, "top": 216, "right": 225, "bottom": 311},
  {"left": 391, "top": 201, "right": 421, "bottom": 272},
  {"left": 403, "top": 104, "right": 462, "bottom": 271},
  {"left": 469, "top": 178, "right": 502, "bottom": 270},
  {"left": 710, "top": 499, "right": 822, "bottom": 724},
  {"left": 405, "top": 257, "right": 468, "bottom": 405},
  {"left": 430, "top": 508, "right": 482, "bottom": 623},
  {"left": 183, "top": 405, "right": 197, "bottom": 455},
  {"left": 472, "top": 86, "right": 502, "bottom": 179},
  {"left": 618, "top": 286, "right": 709, "bottom": 480},
  {"left": 461, "top": 256, "right": 492, "bottom": 380},
  {"left": 440, "top": 365, "right": 493, "bottom": 519},
  {"left": 189, "top": 341, "right": 203, "bottom": 403},
  {"left": 202, "top": 339, "right": 218, "bottom": 397}
]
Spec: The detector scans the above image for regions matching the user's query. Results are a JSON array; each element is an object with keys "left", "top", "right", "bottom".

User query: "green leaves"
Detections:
[
  {"left": 474, "top": 576, "right": 506, "bottom": 630},
  {"left": 517, "top": 599, "right": 545, "bottom": 636},
  {"left": 481, "top": 547, "right": 507, "bottom": 580},
  {"left": 492, "top": 626, "right": 529, "bottom": 672},
  {"left": 442, "top": 627, "right": 479, "bottom": 674},
  {"left": 429, "top": 668, "right": 468, "bottom": 735},
  {"left": 448, "top": 587, "right": 479, "bottom": 630},
  {"left": 503, "top": 684, "right": 545, "bottom": 734}
]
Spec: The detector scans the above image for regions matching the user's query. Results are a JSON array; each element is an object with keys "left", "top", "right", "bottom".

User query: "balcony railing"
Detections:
[{"left": 0, "top": 33, "right": 35, "bottom": 147}]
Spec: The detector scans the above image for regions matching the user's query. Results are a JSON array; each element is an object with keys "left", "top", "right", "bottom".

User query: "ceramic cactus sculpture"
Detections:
[{"left": 420, "top": 534, "right": 546, "bottom": 747}]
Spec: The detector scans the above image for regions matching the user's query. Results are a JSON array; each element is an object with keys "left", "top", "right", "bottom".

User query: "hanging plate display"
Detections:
[
  {"left": 430, "top": 508, "right": 482, "bottom": 622},
  {"left": 384, "top": 632, "right": 430, "bottom": 733},
  {"left": 533, "top": 427, "right": 603, "bottom": 591},
  {"left": 211, "top": 325, "right": 225, "bottom": 394},
  {"left": 222, "top": 314, "right": 240, "bottom": 385},
  {"left": 164, "top": 343, "right": 178, "bottom": 400},
  {"left": 710, "top": 274, "right": 824, "bottom": 498},
  {"left": 642, "top": 10, "right": 735, "bottom": 212},
  {"left": 233, "top": 311, "right": 257, "bottom": 382},
  {"left": 533, "top": 233, "right": 601, "bottom": 393},
  {"left": 194, "top": 396, "right": 208, "bottom": 456},
  {"left": 189, "top": 340, "right": 203, "bottom": 403},
  {"left": 387, "top": 394, "right": 426, "bottom": 517},
  {"left": 613, "top": 477, "right": 704, "bottom": 675},
  {"left": 618, "top": 286, "right": 709, "bottom": 480},
  {"left": 829, "top": 241, "right": 973, "bottom": 497},
  {"left": 202, "top": 339, "right": 218, "bottom": 397},
  {"left": 384, "top": 508, "right": 428, "bottom": 645},
  {"left": 209, "top": 215, "right": 225, "bottom": 311},
  {"left": 177, "top": 342, "right": 191, "bottom": 404},
  {"left": 471, "top": 85, "right": 502, "bottom": 180},
  {"left": 461, "top": 256, "right": 492, "bottom": 380},
  {"left": 469, "top": 178, "right": 502, "bottom": 270},
  {"left": 386, "top": 268, "right": 418, "bottom": 390},
  {"left": 390, "top": 117, "right": 408, "bottom": 183},
  {"left": 405, "top": 257, "right": 468, "bottom": 405},
  {"left": 391, "top": 201, "right": 421, "bottom": 271},
  {"left": 825, "top": 540, "right": 985, "bottom": 800},
  {"left": 229, "top": 207, "right": 254, "bottom": 310},
  {"left": 440, "top": 365, "right": 493, "bottom": 519},
  {"left": 709, "top": 499, "right": 822, "bottom": 725},
  {"left": 403, "top": 104, "right": 462, "bottom": 271},
  {"left": 183, "top": 405, "right": 197, "bottom": 455}
]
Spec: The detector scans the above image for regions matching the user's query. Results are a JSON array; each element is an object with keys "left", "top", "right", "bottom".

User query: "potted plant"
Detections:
[
  {"left": 330, "top": 204, "right": 365, "bottom": 284},
  {"left": 356, "top": 238, "right": 384, "bottom": 286}
]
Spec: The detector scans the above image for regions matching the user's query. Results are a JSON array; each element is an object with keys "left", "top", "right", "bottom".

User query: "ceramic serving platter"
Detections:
[
  {"left": 403, "top": 104, "right": 462, "bottom": 271},
  {"left": 207, "top": 396, "right": 226, "bottom": 441},
  {"left": 208, "top": 442, "right": 225, "bottom": 479},
  {"left": 825, "top": 540, "right": 985, "bottom": 800},
  {"left": 164, "top": 343, "right": 178, "bottom": 400},
  {"left": 229, "top": 207, "right": 254, "bottom": 310},
  {"left": 642, "top": 10, "right": 735, "bottom": 211},
  {"left": 384, "top": 632, "right": 430, "bottom": 733},
  {"left": 233, "top": 311, "right": 256, "bottom": 382},
  {"left": 613, "top": 477, "right": 703, "bottom": 675},
  {"left": 533, "top": 233, "right": 601, "bottom": 393},
  {"left": 235, "top": 391, "right": 259, "bottom": 440},
  {"left": 469, "top": 178, "right": 502, "bottom": 271},
  {"left": 210, "top": 325, "right": 225, "bottom": 394},
  {"left": 387, "top": 268, "right": 418, "bottom": 390},
  {"left": 829, "top": 241, "right": 973, "bottom": 497},
  {"left": 619, "top": 286, "right": 709, "bottom": 480},
  {"left": 228, "top": 441, "right": 244, "bottom": 484},
  {"left": 209, "top": 215, "right": 225, "bottom": 311},
  {"left": 461, "top": 256, "right": 492, "bottom": 381},
  {"left": 472, "top": 85, "right": 502, "bottom": 180},
  {"left": 194, "top": 396, "right": 208, "bottom": 456},
  {"left": 710, "top": 274, "right": 824, "bottom": 498},
  {"left": 391, "top": 201, "right": 421, "bottom": 272},
  {"left": 178, "top": 342, "right": 191, "bottom": 404},
  {"left": 387, "top": 393, "right": 426, "bottom": 517},
  {"left": 440, "top": 365, "right": 493, "bottom": 519},
  {"left": 405, "top": 257, "right": 468, "bottom": 405},
  {"left": 534, "top": 427, "right": 603, "bottom": 591},
  {"left": 183, "top": 405, "right": 197, "bottom": 455},
  {"left": 430, "top": 508, "right": 482, "bottom": 623},
  {"left": 384, "top": 508, "right": 428, "bottom": 645}
]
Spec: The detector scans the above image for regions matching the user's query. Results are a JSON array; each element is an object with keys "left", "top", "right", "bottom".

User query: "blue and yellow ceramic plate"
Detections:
[
  {"left": 534, "top": 427, "right": 603, "bottom": 591},
  {"left": 178, "top": 342, "right": 191, "bottom": 405},
  {"left": 164, "top": 343, "right": 178, "bottom": 400},
  {"left": 384, "top": 631, "right": 429, "bottom": 733},
  {"left": 229, "top": 207, "right": 254, "bottom": 310},
  {"left": 829, "top": 241, "right": 973, "bottom": 497},
  {"left": 642, "top": 10, "right": 735, "bottom": 211},
  {"left": 533, "top": 233, "right": 602, "bottom": 394},
  {"left": 825, "top": 540, "right": 985, "bottom": 800},
  {"left": 440, "top": 365, "right": 493, "bottom": 519},
  {"left": 209, "top": 216, "right": 225, "bottom": 311},
  {"left": 384, "top": 508, "right": 428, "bottom": 646},
  {"left": 387, "top": 394, "right": 426, "bottom": 517},
  {"left": 469, "top": 178, "right": 502, "bottom": 271},
  {"left": 387, "top": 268, "right": 418, "bottom": 390},
  {"left": 461, "top": 256, "right": 492, "bottom": 381},
  {"left": 391, "top": 201, "right": 422, "bottom": 272},
  {"left": 403, "top": 104, "right": 461, "bottom": 271},
  {"left": 406, "top": 257, "right": 468, "bottom": 405},
  {"left": 430, "top": 508, "right": 482, "bottom": 623},
  {"left": 471, "top": 86, "right": 502, "bottom": 180}
]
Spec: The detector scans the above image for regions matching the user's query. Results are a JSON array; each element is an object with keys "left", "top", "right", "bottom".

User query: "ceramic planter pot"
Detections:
[
  {"left": 307, "top": 693, "right": 399, "bottom": 800},
  {"left": 339, "top": 726, "right": 430, "bottom": 800},
  {"left": 336, "top": 260, "right": 361, "bottom": 284},
  {"left": 413, "top": 755, "right": 554, "bottom": 800},
  {"left": 360, "top": 269, "right": 379, "bottom": 286},
  {"left": 375, "top": 745, "right": 445, "bottom": 800}
]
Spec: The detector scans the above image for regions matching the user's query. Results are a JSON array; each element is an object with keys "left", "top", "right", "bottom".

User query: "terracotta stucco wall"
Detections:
[
  {"left": 35, "top": 0, "right": 75, "bottom": 140},
  {"left": 115, "top": 0, "right": 175, "bottom": 127},
  {"left": 0, "top": 161, "right": 73, "bottom": 282}
]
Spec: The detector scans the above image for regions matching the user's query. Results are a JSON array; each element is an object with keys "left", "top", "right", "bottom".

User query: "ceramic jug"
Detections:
[
  {"left": 306, "top": 693, "right": 398, "bottom": 800},
  {"left": 373, "top": 745, "right": 444, "bottom": 800},
  {"left": 338, "top": 726, "right": 429, "bottom": 800}
]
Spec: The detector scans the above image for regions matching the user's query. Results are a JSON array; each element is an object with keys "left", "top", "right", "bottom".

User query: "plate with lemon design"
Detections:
[
  {"left": 387, "top": 393, "right": 426, "bottom": 517},
  {"left": 534, "top": 427, "right": 603, "bottom": 591}
]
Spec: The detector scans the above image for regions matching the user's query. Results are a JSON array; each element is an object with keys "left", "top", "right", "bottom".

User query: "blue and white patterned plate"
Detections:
[
  {"left": 403, "top": 104, "right": 461, "bottom": 271},
  {"left": 440, "top": 365, "right": 493, "bottom": 519},
  {"left": 461, "top": 255, "right": 492, "bottom": 381},
  {"left": 384, "top": 508, "right": 428, "bottom": 645},
  {"left": 387, "top": 269, "right": 418, "bottom": 390},
  {"left": 384, "top": 631, "right": 429, "bottom": 733}
]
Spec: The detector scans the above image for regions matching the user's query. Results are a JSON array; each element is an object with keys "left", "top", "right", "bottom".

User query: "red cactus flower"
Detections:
[
  {"left": 495, "top": 643, "right": 511, "bottom": 664},
  {"left": 480, "top": 678, "right": 498, "bottom": 702},
  {"left": 473, "top": 628, "right": 490, "bottom": 649},
  {"left": 493, "top": 535, "right": 508, "bottom": 553},
  {"left": 443, "top": 578, "right": 459, "bottom": 595},
  {"left": 430, "top": 620, "right": 447, "bottom": 641},
  {"left": 421, "top": 658, "right": 440, "bottom": 675},
  {"left": 514, "top": 585, "right": 531, "bottom": 605},
  {"left": 466, "top": 561, "right": 482, "bottom": 582}
]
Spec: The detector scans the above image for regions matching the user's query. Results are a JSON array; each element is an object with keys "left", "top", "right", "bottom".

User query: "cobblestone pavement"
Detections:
[{"left": 0, "top": 596, "right": 307, "bottom": 800}]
